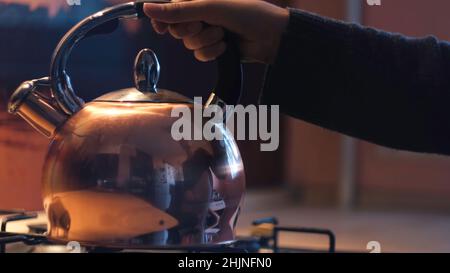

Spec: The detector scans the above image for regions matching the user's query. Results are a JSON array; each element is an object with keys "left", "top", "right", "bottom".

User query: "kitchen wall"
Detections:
[
  {"left": 358, "top": 0, "right": 450, "bottom": 210},
  {"left": 283, "top": 0, "right": 450, "bottom": 211},
  {"left": 281, "top": 0, "right": 346, "bottom": 206}
]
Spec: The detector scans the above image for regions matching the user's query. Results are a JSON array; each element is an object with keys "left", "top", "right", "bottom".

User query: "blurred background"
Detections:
[{"left": 1, "top": 0, "right": 450, "bottom": 252}]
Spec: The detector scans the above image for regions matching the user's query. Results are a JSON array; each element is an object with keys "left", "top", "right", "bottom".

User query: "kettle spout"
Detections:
[{"left": 8, "top": 77, "right": 68, "bottom": 138}]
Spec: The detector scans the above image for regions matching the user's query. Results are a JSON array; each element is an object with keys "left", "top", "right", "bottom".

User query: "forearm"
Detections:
[{"left": 263, "top": 9, "right": 450, "bottom": 154}]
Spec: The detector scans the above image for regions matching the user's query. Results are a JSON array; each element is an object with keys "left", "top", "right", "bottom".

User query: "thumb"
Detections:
[{"left": 143, "top": 1, "right": 214, "bottom": 24}]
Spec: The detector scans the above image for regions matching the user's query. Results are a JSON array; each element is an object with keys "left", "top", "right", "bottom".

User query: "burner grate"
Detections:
[
  {"left": 273, "top": 226, "right": 335, "bottom": 253},
  {"left": 0, "top": 212, "right": 336, "bottom": 253},
  {"left": 0, "top": 210, "right": 38, "bottom": 232},
  {"left": 0, "top": 210, "right": 47, "bottom": 253}
]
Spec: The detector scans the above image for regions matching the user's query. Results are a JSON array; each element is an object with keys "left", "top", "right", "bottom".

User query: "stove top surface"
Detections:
[{"left": 0, "top": 210, "right": 335, "bottom": 253}]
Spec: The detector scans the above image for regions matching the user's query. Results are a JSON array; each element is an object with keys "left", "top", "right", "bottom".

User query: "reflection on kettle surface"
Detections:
[{"left": 42, "top": 102, "right": 245, "bottom": 247}]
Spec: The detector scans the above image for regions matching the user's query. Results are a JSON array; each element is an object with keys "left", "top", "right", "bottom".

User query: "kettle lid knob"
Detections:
[{"left": 134, "top": 48, "right": 160, "bottom": 93}]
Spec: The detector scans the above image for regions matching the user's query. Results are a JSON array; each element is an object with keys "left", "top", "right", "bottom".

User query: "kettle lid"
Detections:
[{"left": 94, "top": 88, "right": 192, "bottom": 103}]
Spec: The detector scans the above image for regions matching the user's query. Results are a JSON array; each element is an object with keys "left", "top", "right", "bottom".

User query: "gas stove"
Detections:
[{"left": 0, "top": 210, "right": 335, "bottom": 253}]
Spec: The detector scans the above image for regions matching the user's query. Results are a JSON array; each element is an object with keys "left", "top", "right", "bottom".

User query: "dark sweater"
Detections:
[{"left": 263, "top": 9, "right": 450, "bottom": 155}]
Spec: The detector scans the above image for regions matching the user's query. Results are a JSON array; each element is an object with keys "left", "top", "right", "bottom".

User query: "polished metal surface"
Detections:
[
  {"left": 94, "top": 88, "right": 193, "bottom": 103},
  {"left": 7, "top": 77, "right": 67, "bottom": 137},
  {"left": 42, "top": 101, "right": 245, "bottom": 247},
  {"left": 50, "top": 2, "right": 142, "bottom": 115},
  {"left": 134, "top": 48, "right": 160, "bottom": 93}
]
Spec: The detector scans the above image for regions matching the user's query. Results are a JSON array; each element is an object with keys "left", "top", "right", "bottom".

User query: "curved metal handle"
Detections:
[{"left": 50, "top": 0, "right": 243, "bottom": 115}]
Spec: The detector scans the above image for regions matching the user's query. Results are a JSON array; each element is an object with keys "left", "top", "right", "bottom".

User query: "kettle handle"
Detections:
[{"left": 50, "top": 0, "right": 243, "bottom": 115}]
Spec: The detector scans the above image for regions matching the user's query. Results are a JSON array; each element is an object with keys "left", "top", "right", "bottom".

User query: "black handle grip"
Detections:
[{"left": 215, "top": 32, "right": 243, "bottom": 106}]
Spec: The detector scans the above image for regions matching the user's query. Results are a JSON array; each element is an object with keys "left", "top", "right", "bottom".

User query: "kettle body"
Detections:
[
  {"left": 8, "top": 1, "right": 245, "bottom": 248},
  {"left": 43, "top": 99, "right": 245, "bottom": 247}
]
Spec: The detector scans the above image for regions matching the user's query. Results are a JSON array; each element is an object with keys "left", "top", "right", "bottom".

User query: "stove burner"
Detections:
[{"left": 0, "top": 211, "right": 335, "bottom": 253}]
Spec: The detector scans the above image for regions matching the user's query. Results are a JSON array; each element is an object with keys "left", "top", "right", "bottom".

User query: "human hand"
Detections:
[{"left": 144, "top": 0, "right": 289, "bottom": 64}]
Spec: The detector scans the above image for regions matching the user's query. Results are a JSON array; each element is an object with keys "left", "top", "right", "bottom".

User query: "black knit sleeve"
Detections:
[{"left": 262, "top": 8, "right": 450, "bottom": 155}]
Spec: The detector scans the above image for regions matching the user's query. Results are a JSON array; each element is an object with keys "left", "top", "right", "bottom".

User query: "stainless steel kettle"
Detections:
[{"left": 8, "top": 1, "right": 245, "bottom": 248}]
